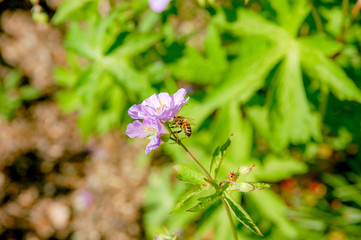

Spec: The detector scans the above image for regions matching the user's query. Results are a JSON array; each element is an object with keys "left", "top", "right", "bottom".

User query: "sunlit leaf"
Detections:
[
  {"left": 299, "top": 33, "right": 343, "bottom": 57},
  {"left": 108, "top": 33, "right": 161, "bottom": 58},
  {"left": 210, "top": 135, "right": 233, "bottom": 179},
  {"left": 52, "top": 0, "right": 97, "bottom": 24},
  {"left": 269, "top": 0, "right": 310, "bottom": 36},
  {"left": 187, "top": 193, "right": 222, "bottom": 212},
  {"left": 252, "top": 154, "right": 308, "bottom": 182},
  {"left": 300, "top": 42, "right": 361, "bottom": 103},
  {"left": 267, "top": 44, "right": 321, "bottom": 150},
  {"left": 188, "top": 42, "right": 287, "bottom": 125},
  {"left": 174, "top": 164, "right": 206, "bottom": 185},
  {"left": 223, "top": 192, "right": 263, "bottom": 236},
  {"left": 171, "top": 185, "right": 208, "bottom": 214}
]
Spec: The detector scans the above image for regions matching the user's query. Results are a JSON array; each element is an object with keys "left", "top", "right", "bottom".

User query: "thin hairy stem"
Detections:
[
  {"left": 165, "top": 124, "right": 213, "bottom": 180},
  {"left": 222, "top": 198, "right": 239, "bottom": 240}
]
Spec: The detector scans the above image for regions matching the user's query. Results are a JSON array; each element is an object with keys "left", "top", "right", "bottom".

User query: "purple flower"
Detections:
[
  {"left": 149, "top": 0, "right": 171, "bottom": 13},
  {"left": 128, "top": 88, "right": 189, "bottom": 122},
  {"left": 126, "top": 118, "right": 168, "bottom": 155}
]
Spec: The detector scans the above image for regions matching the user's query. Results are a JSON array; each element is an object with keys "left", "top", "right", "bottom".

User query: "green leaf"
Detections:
[
  {"left": 169, "top": 48, "right": 225, "bottom": 84},
  {"left": 19, "top": 86, "right": 40, "bottom": 100},
  {"left": 210, "top": 101, "right": 253, "bottom": 161},
  {"left": 210, "top": 135, "right": 233, "bottom": 179},
  {"left": 52, "top": 0, "right": 97, "bottom": 25},
  {"left": 171, "top": 185, "right": 207, "bottom": 214},
  {"left": 109, "top": 33, "right": 161, "bottom": 58},
  {"left": 223, "top": 192, "right": 263, "bottom": 236},
  {"left": 169, "top": 24, "right": 227, "bottom": 84},
  {"left": 266, "top": 44, "right": 321, "bottom": 150},
  {"left": 214, "top": 9, "right": 290, "bottom": 42},
  {"left": 4, "top": 69, "right": 21, "bottom": 90},
  {"left": 299, "top": 33, "right": 343, "bottom": 57},
  {"left": 204, "top": 178, "right": 220, "bottom": 192},
  {"left": 187, "top": 41, "right": 287, "bottom": 125},
  {"left": 300, "top": 42, "right": 361, "bottom": 103},
  {"left": 106, "top": 59, "right": 152, "bottom": 98},
  {"left": 65, "top": 22, "right": 99, "bottom": 60},
  {"left": 173, "top": 164, "right": 206, "bottom": 184},
  {"left": 248, "top": 191, "right": 297, "bottom": 237},
  {"left": 269, "top": 0, "right": 310, "bottom": 36},
  {"left": 187, "top": 193, "right": 221, "bottom": 212},
  {"left": 252, "top": 154, "right": 308, "bottom": 182}
]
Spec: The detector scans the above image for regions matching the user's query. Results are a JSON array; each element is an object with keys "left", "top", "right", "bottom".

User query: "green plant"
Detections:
[{"left": 0, "top": 69, "right": 40, "bottom": 120}]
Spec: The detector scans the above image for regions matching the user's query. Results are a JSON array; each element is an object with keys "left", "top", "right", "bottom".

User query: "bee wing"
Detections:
[{"left": 185, "top": 117, "right": 196, "bottom": 126}]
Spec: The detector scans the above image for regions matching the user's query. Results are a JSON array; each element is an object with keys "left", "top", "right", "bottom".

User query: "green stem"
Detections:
[
  {"left": 319, "top": 88, "right": 329, "bottom": 134},
  {"left": 222, "top": 198, "right": 239, "bottom": 240},
  {"left": 307, "top": 0, "right": 323, "bottom": 33},
  {"left": 338, "top": 0, "right": 349, "bottom": 42},
  {"left": 165, "top": 124, "right": 213, "bottom": 181}
]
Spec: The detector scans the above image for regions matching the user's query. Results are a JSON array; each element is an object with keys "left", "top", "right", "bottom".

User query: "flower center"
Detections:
[{"left": 156, "top": 100, "right": 168, "bottom": 113}]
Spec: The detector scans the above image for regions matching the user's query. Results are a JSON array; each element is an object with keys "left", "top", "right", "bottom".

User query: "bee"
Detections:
[{"left": 172, "top": 115, "right": 195, "bottom": 137}]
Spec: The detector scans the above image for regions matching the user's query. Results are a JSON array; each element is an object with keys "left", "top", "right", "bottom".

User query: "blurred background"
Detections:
[{"left": 0, "top": 0, "right": 361, "bottom": 239}]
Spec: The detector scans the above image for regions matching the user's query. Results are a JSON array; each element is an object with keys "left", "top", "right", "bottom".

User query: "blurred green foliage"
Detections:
[
  {"left": 51, "top": 0, "right": 361, "bottom": 239},
  {"left": 0, "top": 69, "right": 40, "bottom": 120}
]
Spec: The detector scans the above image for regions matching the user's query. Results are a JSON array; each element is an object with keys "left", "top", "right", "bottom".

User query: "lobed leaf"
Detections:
[
  {"left": 224, "top": 193, "right": 263, "bottom": 236},
  {"left": 174, "top": 164, "right": 206, "bottom": 185},
  {"left": 214, "top": 9, "right": 289, "bottom": 41},
  {"left": 266, "top": 44, "right": 322, "bottom": 150},
  {"left": 210, "top": 135, "right": 233, "bottom": 179},
  {"left": 187, "top": 193, "right": 221, "bottom": 212},
  {"left": 300, "top": 42, "right": 361, "bottom": 103},
  {"left": 269, "top": 0, "right": 310, "bottom": 36},
  {"left": 52, "top": 0, "right": 97, "bottom": 25},
  {"left": 171, "top": 185, "right": 207, "bottom": 214},
  {"left": 187, "top": 42, "right": 287, "bottom": 126}
]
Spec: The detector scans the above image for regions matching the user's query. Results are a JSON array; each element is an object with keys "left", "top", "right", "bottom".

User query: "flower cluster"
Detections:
[{"left": 126, "top": 88, "right": 189, "bottom": 155}]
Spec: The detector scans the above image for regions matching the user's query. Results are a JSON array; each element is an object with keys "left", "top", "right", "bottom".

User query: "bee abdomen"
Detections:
[{"left": 183, "top": 124, "right": 192, "bottom": 137}]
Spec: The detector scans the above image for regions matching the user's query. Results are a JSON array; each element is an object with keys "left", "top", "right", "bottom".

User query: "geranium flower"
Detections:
[
  {"left": 125, "top": 118, "right": 168, "bottom": 155},
  {"left": 128, "top": 88, "right": 189, "bottom": 122},
  {"left": 148, "top": 0, "right": 171, "bottom": 13}
]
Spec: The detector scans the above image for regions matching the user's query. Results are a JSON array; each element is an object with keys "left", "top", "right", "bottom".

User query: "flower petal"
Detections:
[
  {"left": 148, "top": 0, "right": 170, "bottom": 13},
  {"left": 128, "top": 88, "right": 189, "bottom": 122},
  {"left": 125, "top": 120, "right": 153, "bottom": 138},
  {"left": 128, "top": 104, "right": 157, "bottom": 120},
  {"left": 173, "top": 88, "right": 188, "bottom": 104},
  {"left": 145, "top": 133, "right": 162, "bottom": 155}
]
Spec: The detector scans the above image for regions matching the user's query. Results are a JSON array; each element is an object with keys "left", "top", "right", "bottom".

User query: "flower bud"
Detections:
[
  {"left": 238, "top": 182, "right": 255, "bottom": 192},
  {"left": 237, "top": 164, "right": 255, "bottom": 177},
  {"left": 160, "top": 133, "right": 170, "bottom": 142}
]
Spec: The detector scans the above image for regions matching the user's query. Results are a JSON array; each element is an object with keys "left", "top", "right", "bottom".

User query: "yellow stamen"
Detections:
[
  {"left": 144, "top": 124, "right": 157, "bottom": 133},
  {"left": 156, "top": 100, "right": 168, "bottom": 113}
]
